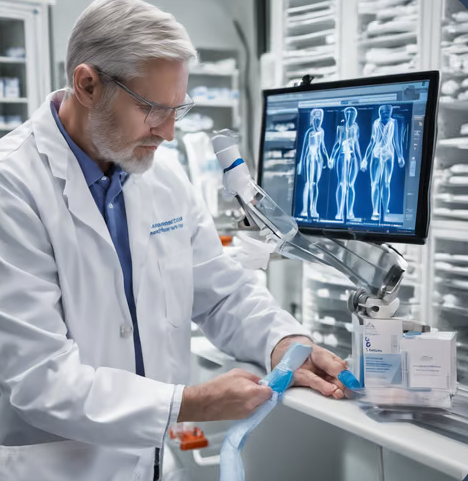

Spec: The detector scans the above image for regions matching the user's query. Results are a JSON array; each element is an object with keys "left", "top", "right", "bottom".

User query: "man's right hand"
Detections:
[{"left": 177, "top": 369, "right": 273, "bottom": 422}]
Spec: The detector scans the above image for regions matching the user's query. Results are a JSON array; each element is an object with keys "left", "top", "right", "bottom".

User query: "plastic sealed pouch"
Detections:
[
  {"left": 350, "top": 387, "right": 453, "bottom": 410},
  {"left": 362, "top": 405, "right": 449, "bottom": 423},
  {"left": 363, "top": 407, "right": 416, "bottom": 423}
]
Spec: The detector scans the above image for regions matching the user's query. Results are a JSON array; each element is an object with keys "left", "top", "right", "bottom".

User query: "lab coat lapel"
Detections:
[
  {"left": 63, "top": 150, "right": 115, "bottom": 249},
  {"left": 124, "top": 174, "right": 153, "bottom": 303},
  {"left": 31, "top": 91, "right": 114, "bottom": 250}
]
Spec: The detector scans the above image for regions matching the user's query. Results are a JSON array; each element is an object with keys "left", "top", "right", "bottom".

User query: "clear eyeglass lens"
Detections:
[
  {"left": 146, "top": 106, "right": 193, "bottom": 124},
  {"left": 175, "top": 103, "right": 193, "bottom": 121},
  {"left": 146, "top": 106, "right": 172, "bottom": 125}
]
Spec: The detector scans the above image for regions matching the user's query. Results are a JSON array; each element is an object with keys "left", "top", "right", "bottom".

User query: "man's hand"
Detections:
[
  {"left": 271, "top": 336, "right": 347, "bottom": 400},
  {"left": 398, "top": 157, "right": 405, "bottom": 168},
  {"left": 177, "top": 369, "right": 273, "bottom": 423}
]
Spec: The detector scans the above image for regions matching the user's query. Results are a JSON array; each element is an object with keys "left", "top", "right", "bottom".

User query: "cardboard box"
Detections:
[
  {"left": 400, "top": 332, "right": 457, "bottom": 393},
  {"left": 363, "top": 318, "right": 403, "bottom": 387}
]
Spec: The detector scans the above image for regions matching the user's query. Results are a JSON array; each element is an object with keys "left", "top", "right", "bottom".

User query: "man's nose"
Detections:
[{"left": 151, "top": 113, "right": 176, "bottom": 142}]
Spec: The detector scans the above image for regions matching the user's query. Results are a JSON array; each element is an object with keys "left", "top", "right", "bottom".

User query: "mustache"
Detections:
[{"left": 137, "top": 137, "right": 164, "bottom": 147}]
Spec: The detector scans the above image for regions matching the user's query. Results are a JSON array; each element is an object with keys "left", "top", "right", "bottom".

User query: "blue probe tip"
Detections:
[{"left": 338, "top": 370, "right": 361, "bottom": 390}]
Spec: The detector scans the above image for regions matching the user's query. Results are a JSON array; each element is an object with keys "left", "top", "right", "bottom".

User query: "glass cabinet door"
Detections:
[
  {"left": 0, "top": 15, "right": 27, "bottom": 138},
  {"left": 0, "top": 1, "right": 51, "bottom": 139}
]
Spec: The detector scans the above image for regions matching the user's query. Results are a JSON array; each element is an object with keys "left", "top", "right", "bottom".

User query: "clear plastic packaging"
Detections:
[
  {"left": 348, "top": 386, "right": 453, "bottom": 410},
  {"left": 354, "top": 392, "right": 468, "bottom": 445}
]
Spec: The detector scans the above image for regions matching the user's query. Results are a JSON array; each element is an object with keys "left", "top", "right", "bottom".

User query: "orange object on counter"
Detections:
[
  {"left": 168, "top": 426, "right": 209, "bottom": 451},
  {"left": 219, "top": 235, "right": 233, "bottom": 247}
]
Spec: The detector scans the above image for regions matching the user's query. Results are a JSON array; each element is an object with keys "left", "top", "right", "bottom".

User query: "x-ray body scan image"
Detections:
[
  {"left": 329, "top": 107, "right": 362, "bottom": 221},
  {"left": 294, "top": 103, "right": 412, "bottom": 226},
  {"left": 362, "top": 105, "right": 406, "bottom": 222},
  {"left": 297, "top": 109, "right": 329, "bottom": 218}
]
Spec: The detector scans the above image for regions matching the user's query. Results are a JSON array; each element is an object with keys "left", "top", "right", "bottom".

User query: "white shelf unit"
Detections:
[
  {"left": 357, "top": 0, "right": 422, "bottom": 78},
  {"left": 189, "top": 67, "right": 239, "bottom": 78},
  {"left": 425, "top": 0, "right": 468, "bottom": 387},
  {"left": 176, "top": 52, "right": 244, "bottom": 233},
  {"left": 0, "top": 0, "right": 51, "bottom": 140},
  {"left": 274, "top": 0, "right": 343, "bottom": 86},
  {"left": 0, "top": 56, "right": 25, "bottom": 64},
  {"left": 0, "top": 97, "right": 28, "bottom": 103},
  {"left": 187, "top": 54, "right": 241, "bottom": 137},
  {"left": 266, "top": 0, "right": 443, "bottom": 361},
  {"left": 192, "top": 98, "right": 239, "bottom": 109}
]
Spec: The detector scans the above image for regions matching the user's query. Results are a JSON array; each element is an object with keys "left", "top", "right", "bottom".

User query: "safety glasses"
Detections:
[{"left": 96, "top": 68, "right": 194, "bottom": 126}]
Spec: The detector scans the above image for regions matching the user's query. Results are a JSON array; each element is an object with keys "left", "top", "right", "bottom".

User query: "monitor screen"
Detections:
[{"left": 258, "top": 71, "right": 439, "bottom": 244}]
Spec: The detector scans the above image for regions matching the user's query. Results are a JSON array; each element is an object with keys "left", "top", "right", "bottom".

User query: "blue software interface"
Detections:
[{"left": 260, "top": 80, "right": 429, "bottom": 234}]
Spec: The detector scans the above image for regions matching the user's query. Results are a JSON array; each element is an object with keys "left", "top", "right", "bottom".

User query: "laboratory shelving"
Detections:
[
  {"left": 357, "top": 0, "right": 420, "bottom": 77},
  {"left": 265, "top": 0, "right": 441, "bottom": 364},
  {"left": 0, "top": 0, "right": 52, "bottom": 139},
  {"left": 427, "top": 0, "right": 468, "bottom": 388},
  {"left": 188, "top": 49, "right": 241, "bottom": 134},
  {"left": 166, "top": 49, "right": 246, "bottom": 234},
  {"left": 271, "top": 0, "right": 342, "bottom": 86}
]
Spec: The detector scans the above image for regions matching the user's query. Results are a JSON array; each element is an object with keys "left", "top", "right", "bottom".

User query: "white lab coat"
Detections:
[{"left": 0, "top": 91, "right": 309, "bottom": 481}]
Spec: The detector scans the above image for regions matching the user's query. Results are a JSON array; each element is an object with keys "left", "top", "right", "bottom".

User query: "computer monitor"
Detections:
[{"left": 258, "top": 71, "right": 440, "bottom": 244}]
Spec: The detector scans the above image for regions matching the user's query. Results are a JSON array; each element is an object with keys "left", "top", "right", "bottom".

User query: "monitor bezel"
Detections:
[{"left": 257, "top": 70, "right": 440, "bottom": 245}]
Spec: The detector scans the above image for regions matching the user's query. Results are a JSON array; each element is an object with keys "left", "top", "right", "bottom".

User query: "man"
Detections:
[{"left": 0, "top": 1, "right": 347, "bottom": 480}]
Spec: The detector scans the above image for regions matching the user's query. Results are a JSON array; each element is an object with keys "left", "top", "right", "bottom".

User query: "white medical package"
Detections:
[
  {"left": 400, "top": 332, "right": 457, "bottom": 393},
  {"left": 363, "top": 318, "right": 403, "bottom": 387}
]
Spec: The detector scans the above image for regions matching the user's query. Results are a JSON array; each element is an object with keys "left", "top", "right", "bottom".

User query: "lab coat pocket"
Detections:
[
  {"left": 159, "top": 248, "right": 194, "bottom": 328},
  {"left": 0, "top": 440, "right": 140, "bottom": 481}
]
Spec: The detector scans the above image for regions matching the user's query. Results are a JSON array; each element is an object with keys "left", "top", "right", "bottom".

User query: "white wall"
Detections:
[{"left": 51, "top": 0, "right": 254, "bottom": 83}]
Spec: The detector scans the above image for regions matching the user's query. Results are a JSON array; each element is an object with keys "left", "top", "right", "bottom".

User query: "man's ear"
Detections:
[{"left": 73, "top": 64, "right": 104, "bottom": 108}]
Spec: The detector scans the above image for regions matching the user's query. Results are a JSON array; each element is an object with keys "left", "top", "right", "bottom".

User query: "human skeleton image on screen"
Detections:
[
  {"left": 294, "top": 103, "right": 410, "bottom": 227},
  {"left": 297, "top": 109, "right": 329, "bottom": 218}
]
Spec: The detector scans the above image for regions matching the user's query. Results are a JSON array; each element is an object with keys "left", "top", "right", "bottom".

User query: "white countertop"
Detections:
[
  {"left": 282, "top": 388, "right": 468, "bottom": 479},
  {"left": 191, "top": 336, "right": 468, "bottom": 479}
]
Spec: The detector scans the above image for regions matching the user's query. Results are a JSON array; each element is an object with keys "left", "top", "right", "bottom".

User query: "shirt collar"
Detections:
[{"left": 50, "top": 101, "right": 128, "bottom": 187}]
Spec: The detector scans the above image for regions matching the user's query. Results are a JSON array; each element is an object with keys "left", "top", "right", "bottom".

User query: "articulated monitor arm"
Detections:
[{"left": 212, "top": 130, "right": 407, "bottom": 318}]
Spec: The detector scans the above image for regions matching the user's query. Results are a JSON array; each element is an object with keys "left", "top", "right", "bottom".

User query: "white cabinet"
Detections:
[{"left": 0, "top": 0, "right": 52, "bottom": 138}]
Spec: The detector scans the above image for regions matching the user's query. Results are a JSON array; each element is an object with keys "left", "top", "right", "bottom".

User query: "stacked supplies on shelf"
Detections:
[
  {"left": 435, "top": 4, "right": 468, "bottom": 220},
  {"left": 363, "top": 44, "right": 418, "bottom": 76},
  {"left": 432, "top": 1, "right": 468, "bottom": 394},
  {"left": 358, "top": 0, "right": 415, "bottom": 15},
  {"left": 358, "top": 0, "right": 418, "bottom": 77},
  {"left": 435, "top": 163, "right": 468, "bottom": 220},
  {"left": 441, "top": 9, "right": 468, "bottom": 88},
  {"left": 284, "top": 1, "right": 338, "bottom": 85},
  {"left": 432, "top": 249, "right": 468, "bottom": 387}
]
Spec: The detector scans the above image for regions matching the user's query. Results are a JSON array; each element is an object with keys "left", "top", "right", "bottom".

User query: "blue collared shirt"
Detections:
[{"left": 51, "top": 102, "right": 145, "bottom": 377}]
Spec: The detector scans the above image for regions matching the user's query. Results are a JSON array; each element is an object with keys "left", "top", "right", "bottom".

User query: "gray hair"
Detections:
[{"left": 65, "top": 0, "right": 197, "bottom": 95}]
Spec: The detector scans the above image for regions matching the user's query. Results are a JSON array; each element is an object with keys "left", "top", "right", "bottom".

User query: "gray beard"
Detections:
[{"left": 88, "top": 108, "right": 156, "bottom": 175}]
